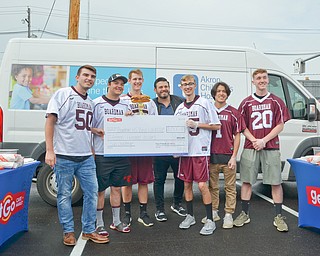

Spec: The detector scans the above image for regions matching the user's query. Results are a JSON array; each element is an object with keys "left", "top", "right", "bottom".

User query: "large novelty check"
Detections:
[{"left": 103, "top": 115, "right": 188, "bottom": 156}]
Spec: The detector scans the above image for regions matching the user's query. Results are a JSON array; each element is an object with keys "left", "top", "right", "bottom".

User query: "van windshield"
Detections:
[{"left": 268, "top": 74, "right": 307, "bottom": 120}]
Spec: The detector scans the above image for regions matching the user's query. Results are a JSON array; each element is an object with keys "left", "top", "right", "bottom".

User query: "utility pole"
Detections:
[
  {"left": 22, "top": 7, "right": 31, "bottom": 38},
  {"left": 68, "top": 0, "right": 80, "bottom": 39},
  {"left": 27, "top": 7, "right": 31, "bottom": 38}
]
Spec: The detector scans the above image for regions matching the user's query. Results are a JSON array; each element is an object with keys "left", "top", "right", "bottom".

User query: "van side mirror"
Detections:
[{"left": 307, "top": 98, "right": 316, "bottom": 122}]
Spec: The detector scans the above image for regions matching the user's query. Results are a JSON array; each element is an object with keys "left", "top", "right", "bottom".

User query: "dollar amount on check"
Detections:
[{"left": 104, "top": 115, "right": 188, "bottom": 156}]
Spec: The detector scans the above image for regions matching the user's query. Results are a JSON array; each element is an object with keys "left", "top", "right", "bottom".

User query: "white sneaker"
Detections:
[
  {"left": 222, "top": 213, "right": 233, "bottom": 229},
  {"left": 200, "top": 219, "right": 216, "bottom": 235},
  {"left": 213, "top": 210, "right": 220, "bottom": 221},
  {"left": 201, "top": 210, "right": 220, "bottom": 224},
  {"left": 179, "top": 214, "right": 196, "bottom": 229}
]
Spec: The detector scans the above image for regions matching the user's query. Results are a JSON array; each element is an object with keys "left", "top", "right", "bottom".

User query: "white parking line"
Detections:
[
  {"left": 236, "top": 181, "right": 299, "bottom": 217},
  {"left": 70, "top": 232, "right": 87, "bottom": 256}
]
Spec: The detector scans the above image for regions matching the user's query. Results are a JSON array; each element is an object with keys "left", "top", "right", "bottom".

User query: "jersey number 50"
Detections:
[{"left": 75, "top": 109, "right": 93, "bottom": 131}]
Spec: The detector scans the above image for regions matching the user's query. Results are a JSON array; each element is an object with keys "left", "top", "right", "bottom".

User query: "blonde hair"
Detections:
[
  {"left": 180, "top": 74, "right": 196, "bottom": 83},
  {"left": 128, "top": 69, "right": 143, "bottom": 79}
]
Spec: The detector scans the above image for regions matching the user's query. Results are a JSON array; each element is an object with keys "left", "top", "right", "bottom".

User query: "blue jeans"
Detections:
[{"left": 54, "top": 156, "right": 98, "bottom": 234}]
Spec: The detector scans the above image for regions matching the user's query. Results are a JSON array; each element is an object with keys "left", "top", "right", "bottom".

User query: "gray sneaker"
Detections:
[
  {"left": 200, "top": 219, "right": 216, "bottom": 235},
  {"left": 273, "top": 214, "right": 288, "bottom": 232},
  {"left": 233, "top": 211, "right": 250, "bottom": 227},
  {"left": 179, "top": 214, "right": 196, "bottom": 229}
]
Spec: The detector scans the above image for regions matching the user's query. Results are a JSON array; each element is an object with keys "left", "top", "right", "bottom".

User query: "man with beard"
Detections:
[{"left": 152, "top": 77, "right": 186, "bottom": 222}]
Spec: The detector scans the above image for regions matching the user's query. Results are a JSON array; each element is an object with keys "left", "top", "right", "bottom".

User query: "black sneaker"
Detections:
[
  {"left": 138, "top": 211, "right": 154, "bottom": 227},
  {"left": 123, "top": 213, "right": 132, "bottom": 227},
  {"left": 171, "top": 204, "right": 187, "bottom": 217},
  {"left": 155, "top": 210, "right": 168, "bottom": 222}
]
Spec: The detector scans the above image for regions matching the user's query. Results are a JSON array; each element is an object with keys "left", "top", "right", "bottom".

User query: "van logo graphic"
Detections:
[{"left": 0, "top": 191, "right": 26, "bottom": 224}]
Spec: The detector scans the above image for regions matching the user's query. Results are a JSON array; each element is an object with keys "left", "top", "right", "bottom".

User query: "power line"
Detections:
[
  {"left": 0, "top": 29, "right": 66, "bottom": 38},
  {"left": 40, "top": 0, "right": 57, "bottom": 38},
  {"left": 3, "top": 5, "right": 320, "bottom": 36}
]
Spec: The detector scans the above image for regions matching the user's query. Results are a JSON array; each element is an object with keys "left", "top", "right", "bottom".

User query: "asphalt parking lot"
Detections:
[{"left": 1, "top": 179, "right": 319, "bottom": 256}]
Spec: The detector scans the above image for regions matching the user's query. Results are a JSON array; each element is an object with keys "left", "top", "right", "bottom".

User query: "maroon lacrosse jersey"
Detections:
[
  {"left": 211, "top": 104, "right": 246, "bottom": 154},
  {"left": 238, "top": 93, "right": 290, "bottom": 149}
]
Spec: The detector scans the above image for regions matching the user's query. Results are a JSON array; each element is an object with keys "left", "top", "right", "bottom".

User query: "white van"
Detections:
[{"left": 0, "top": 38, "right": 318, "bottom": 206}]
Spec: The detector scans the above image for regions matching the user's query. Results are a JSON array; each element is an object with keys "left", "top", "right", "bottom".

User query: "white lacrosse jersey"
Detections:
[
  {"left": 121, "top": 93, "right": 158, "bottom": 115},
  {"left": 46, "top": 86, "right": 94, "bottom": 156},
  {"left": 92, "top": 95, "right": 131, "bottom": 155},
  {"left": 175, "top": 95, "right": 220, "bottom": 156}
]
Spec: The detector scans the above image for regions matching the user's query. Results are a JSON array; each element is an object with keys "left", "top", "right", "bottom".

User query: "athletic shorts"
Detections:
[
  {"left": 178, "top": 156, "right": 210, "bottom": 183},
  {"left": 240, "top": 149, "right": 282, "bottom": 185},
  {"left": 95, "top": 155, "right": 131, "bottom": 192},
  {"left": 129, "top": 156, "right": 154, "bottom": 185}
]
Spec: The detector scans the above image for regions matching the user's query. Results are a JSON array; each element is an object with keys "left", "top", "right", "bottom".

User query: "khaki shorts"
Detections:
[{"left": 240, "top": 149, "right": 282, "bottom": 185}]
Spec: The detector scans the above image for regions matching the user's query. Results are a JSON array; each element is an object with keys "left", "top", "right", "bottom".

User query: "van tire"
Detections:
[{"left": 36, "top": 163, "right": 83, "bottom": 207}]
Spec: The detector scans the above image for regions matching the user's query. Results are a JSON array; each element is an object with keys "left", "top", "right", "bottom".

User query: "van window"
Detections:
[
  {"left": 268, "top": 75, "right": 286, "bottom": 103},
  {"left": 268, "top": 74, "right": 307, "bottom": 120}
]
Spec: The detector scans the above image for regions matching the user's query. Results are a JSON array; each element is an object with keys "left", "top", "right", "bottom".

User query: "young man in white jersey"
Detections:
[
  {"left": 92, "top": 74, "right": 131, "bottom": 237},
  {"left": 233, "top": 69, "right": 290, "bottom": 232},
  {"left": 175, "top": 75, "right": 221, "bottom": 235},
  {"left": 45, "top": 65, "right": 109, "bottom": 246},
  {"left": 201, "top": 82, "right": 246, "bottom": 229},
  {"left": 121, "top": 69, "right": 158, "bottom": 227}
]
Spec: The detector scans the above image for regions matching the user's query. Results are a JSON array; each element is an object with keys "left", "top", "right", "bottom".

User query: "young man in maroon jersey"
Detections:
[
  {"left": 202, "top": 82, "right": 245, "bottom": 229},
  {"left": 233, "top": 69, "right": 290, "bottom": 232}
]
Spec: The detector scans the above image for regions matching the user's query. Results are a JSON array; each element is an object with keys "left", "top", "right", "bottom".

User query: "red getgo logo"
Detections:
[
  {"left": 0, "top": 192, "right": 26, "bottom": 224},
  {"left": 306, "top": 186, "right": 320, "bottom": 207},
  {"left": 107, "top": 118, "right": 122, "bottom": 122}
]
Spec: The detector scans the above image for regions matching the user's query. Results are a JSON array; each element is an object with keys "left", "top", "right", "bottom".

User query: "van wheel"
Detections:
[{"left": 36, "top": 163, "right": 83, "bottom": 206}]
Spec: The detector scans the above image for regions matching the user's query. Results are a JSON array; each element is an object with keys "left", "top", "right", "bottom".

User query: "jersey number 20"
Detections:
[{"left": 251, "top": 110, "right": 273, "bottom": 130}]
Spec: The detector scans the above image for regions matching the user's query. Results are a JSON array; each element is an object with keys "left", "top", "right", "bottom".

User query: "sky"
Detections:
[{"left": 1, "top": 0, "right": 320, "bottom": 79}]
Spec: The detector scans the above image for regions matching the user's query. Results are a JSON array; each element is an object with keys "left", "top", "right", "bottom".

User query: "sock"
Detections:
[
  {"left": 241, "top": 200, "right": 250, "bottom": 214},
  {"left": 96, "top": 208, "right": 104, "bottom": 227},
  {"left": 186, "top": 200, "right": 193, "bottom": 216},
  {"left": 205, "top": 203, "right": 213, "bottom": 221},
  {"left": 124, "top": 202, "right": 131, "bottom": 215},
  {"left": 274, "top": 203, "right": 282, "bottom": 215},
  {"left": 139, "top": 203, "right": 147, "bottom": 214},
  {"left": 112, "top": 206, "right": 121, "bottom": 226}
]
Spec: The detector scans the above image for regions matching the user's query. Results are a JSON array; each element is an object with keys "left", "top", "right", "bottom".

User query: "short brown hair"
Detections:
[
  {"left": 128, "top": 69, "right": 143, "bottom": 79},
  {"left": 77, "top": 65, "right": 96, "bottom": 76},
  {"left": 211, "top": 82, "right": 231, "bottom": 100},
  {"left": 252, "top": 68, "right": 268, "bottom": 78}
]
